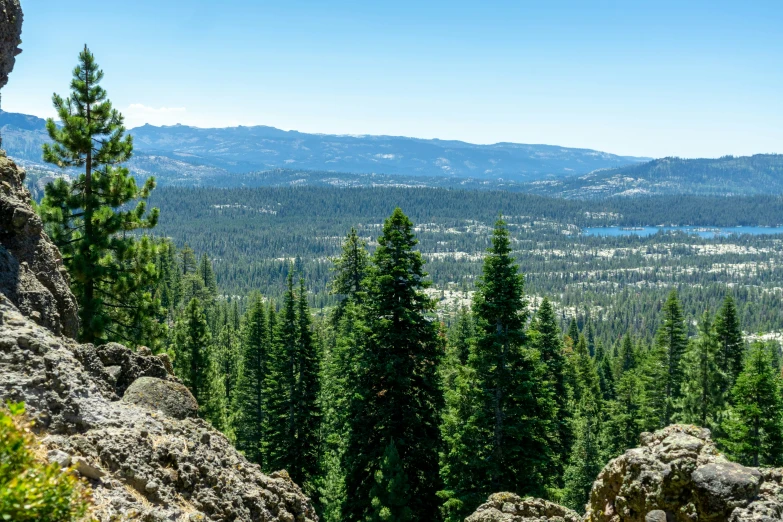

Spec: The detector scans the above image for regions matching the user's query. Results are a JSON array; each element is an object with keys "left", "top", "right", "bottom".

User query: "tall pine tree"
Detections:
[
  {"left": 343, "top": 208, "right": 443, "bottom": 522},
  {"left": 722, "top": 341, "right": 783, "bottom": 467},
  {"left": 441, "top": 218, "right": 554, "bottom": 521},
  {"left": 232, "top": 294, "right": 269, "bottom": 464},
  {"left": 678, "top": 313, "right": 726, "bottom": 431},
  {"left": 715, "top": 295, "right": 744, "bottom": 392},
  {"left": 264, "top": 273, "right": 299, "bottom": 472},
  {"left": 530, "top": 297, "right": 571, "bottom": 479},
  {"left": 331, "top": 227, "right": 370, "bottom": 324},
  {"left": 293, "top": 278, "right": 321, "bottom": 493},
  {"left": 655, "top": 290, "right": 688, "bottom": 425},
  {"left": 40, "top": 46, "right": 159, "bottom": 344}
]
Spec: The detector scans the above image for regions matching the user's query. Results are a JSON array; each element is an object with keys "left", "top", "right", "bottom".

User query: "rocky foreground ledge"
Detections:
[
  {"left": 0, "top": 294, "right": 317, "bottom": 521},
  {"left": 469, "top": 425, "right": 783, "bottom": 522}
]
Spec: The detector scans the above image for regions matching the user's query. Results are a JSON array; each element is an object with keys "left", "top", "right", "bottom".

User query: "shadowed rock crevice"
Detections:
[
  {"left": 0, "top": 145, "right": 79, "bottom": 337},
  {"left": 470, "top": 425, "right": 783, "bottom": 522}
]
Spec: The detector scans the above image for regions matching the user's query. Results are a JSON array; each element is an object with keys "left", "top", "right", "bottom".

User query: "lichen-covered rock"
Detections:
[
  {"left": 0, "top": 0, "right": 22, "bottom": 90},
  {"left": 0, "top": 153, "right": 79, "bottom": 337},
  {"left": 585, "top": 424, "right": 781, "bottom": 522},
  {"left": 122, "top": 376, "right": 199, "bottom": 419},
  {"left": 466, "top": 493, "right": 581, "bottom": 522},
  {"left": 0, "top": 294, "right": 318, "bottom": 521}
]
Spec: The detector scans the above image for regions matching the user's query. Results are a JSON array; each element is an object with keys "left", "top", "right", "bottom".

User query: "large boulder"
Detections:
[
  {"left": 466, "top": 493, "right": 581, "bottom": 522},
  {"left": 122, "top": 376, "right": 199, "bottom": 420},
  {"left": 585, "top": 424, "right": 782, "bottom": 522},
  {"left": 0, "top": 294, "right": 318, "bottom": 521},
  {"left": 0, "top": 153, "right": 79, "bottom": 337},
  {"left": 0, "top": 0, "right": 22, "bottom": 90}
]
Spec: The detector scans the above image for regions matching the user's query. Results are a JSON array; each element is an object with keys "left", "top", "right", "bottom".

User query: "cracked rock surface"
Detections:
[
  {"left": 468, "top": 426, "right": 783, "bottom": 522},
  {"left": 466, "top": 493, "right": 581, "bottom": 522},
  {"left": 0, "top": 153, "right": 79, "bottom": 337},
  {"left": 0, "top": 0, "right": 22, "bottom": 90},
  {"left": 585, "top": 425, "right": 782, "bottom": 522},
  {"left": 0, "top": 295, "right": 317, "bottom": 521}
]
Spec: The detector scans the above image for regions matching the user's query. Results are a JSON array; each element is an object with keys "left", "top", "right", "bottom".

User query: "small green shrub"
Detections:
[{"left": 0, "top": 402, "right": 91, "bottom": 521}]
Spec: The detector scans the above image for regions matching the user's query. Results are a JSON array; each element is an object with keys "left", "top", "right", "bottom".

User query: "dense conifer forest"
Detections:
[{"left": 26, "top": 47, "right": 783, "bottom": 522}]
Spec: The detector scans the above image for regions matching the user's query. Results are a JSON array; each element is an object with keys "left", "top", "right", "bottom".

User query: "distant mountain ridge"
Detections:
[
  {"left": 0, "top": 110, "right": 647, "bottom": 184},
  {"left": 524, "top": 154, "right": 783, "bottom": 198},
  {"left": 4, "top": 110, "right": 782, "bottom": 198}
]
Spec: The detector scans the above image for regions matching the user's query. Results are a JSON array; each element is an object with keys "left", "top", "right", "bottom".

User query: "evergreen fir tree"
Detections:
[
  {"left": 232, "top": 294, "right": 269, "bottom": 464},
  {"left": 595, "top": 342, "right": 615, "bottom": 402},
  {"left": 530, "top": 297, "right": 571, "bottom": 478},
  {"left": 174, "top": 298, "right": 211, "bottom": 403},
  {"left": 331, "top": 227, "right": 370, "bottom": 323},
  {"left": 567, "top": 319, "right": 580, "bottom": 345},
  {"left": 562, "top": 334, "right": 604, "bottom": 512},
  {"left": 715, "top": 295, "right": 745, "bottom": 391},
  {"left": 343, "top": 208, "right": 443, "bottom": 522},
  {"left": 198, "top": 253, "right": 218, "bottom": 300},
  {"left": 586, "top": 322, "right": 596, "bottom": 358},
  {"left": 173, "top": 298, "right": 226, "bottom": 428},
  {"left": 678, "top": 313, "right": 726, "bottom": 430},
  {"left": 367, "top": 441, "right": 412, "bottom": 522},
  {"left": 562, "top": 400, "right": 603, "bottom": 513},
  {"left": 722, "top": 341, "right": 783, "bottom": 467},
  {"left": 180, "top": 244, "right": 197, "bottom": 275},
  {"left": 319, "top": 450, "right": 348, "bottom": 522},
  {"left": 264, "top": 273, "right": 299, "bottom": 471},
  {"left": 602, "top": 368, "right": 646, "bottom": 456},
  {"left": 440, "top": 218, "right": 555, "bottom": 521},
  {"left": 200, "top": 347, "right": 229, "bottom": 432},
  {"left": 640, "top": 343, "right": 669, "bottom": 430},
  {"left": 215, "top": 322, "right": 240, "bottom": 407},
  {"left": 39, "top": 45, "right": 159, "bottom": 344},
  {"left": 449, "top": 308, "right": 475, "bottom": 367},
  {"left": 655, "top": 290, "right": 688, "bottom": 425},
  {"left": 319, "top": 300, "right": 367, "bottom": 521},
  {"left": 617, "top": 334, "right": 636, "bottom": 376},
  {"left": 293, "top": 278, "right": 321, "bottom": 492}
]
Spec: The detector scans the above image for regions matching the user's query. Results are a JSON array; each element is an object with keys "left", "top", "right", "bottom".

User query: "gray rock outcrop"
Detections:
[
  {"left": 0, "top": 0, "right": 22, "bottom": 90},
  {"left": 0, "top": 294, "right": 317, "bottom": 521},
  {"left": 466, "top": 493, "right": 581, "bottom": 522},
  {"left": 0, "top": 152, "right": 79, "bottom": 337},
  {"left": 0, "top": 0, "right": 76, "bottom": 337},
  {"left": 468, "top": 425, "right": 783, "bottom": 522},
  {"left": 585, "top": 425, "right": 782, "bottom": 522}
]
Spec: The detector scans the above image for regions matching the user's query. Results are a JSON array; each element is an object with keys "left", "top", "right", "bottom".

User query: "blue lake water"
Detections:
[{"left": 582, "top": 226, "right": 783, "bottom": 238}]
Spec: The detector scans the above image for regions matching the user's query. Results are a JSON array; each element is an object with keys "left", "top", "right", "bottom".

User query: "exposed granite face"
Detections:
[
  {"left": 0, "top": 294, "right": 318, "bottom": 521},
  {"left": 585, "top": 425, "right": 781, "bottom": 522},
  {"left": 0, "top": 0, "right": 22, "bottom": 90},
  {"left": 0, "top": 153, "right": 79, "bottom": 337}
]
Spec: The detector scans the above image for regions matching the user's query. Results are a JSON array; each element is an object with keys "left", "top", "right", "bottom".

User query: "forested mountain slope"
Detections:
[
  {"left": 148, "top": 186, "right": 783, "bottom": 344},
  {"left": 526, "top": 154, "right": 783, "bottom": 197}
]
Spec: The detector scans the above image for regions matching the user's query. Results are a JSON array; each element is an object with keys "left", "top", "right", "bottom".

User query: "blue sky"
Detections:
[{"left": 3, "top": 0, "right": 782, "bottom": 158}]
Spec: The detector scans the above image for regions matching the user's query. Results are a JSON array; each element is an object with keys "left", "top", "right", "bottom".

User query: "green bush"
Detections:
[{"left": 0, "top": 402, "right": 91, "bottom": 521}]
